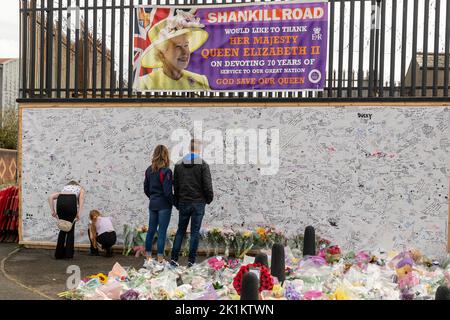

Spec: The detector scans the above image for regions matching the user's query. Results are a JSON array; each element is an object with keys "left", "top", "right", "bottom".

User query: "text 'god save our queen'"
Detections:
[{"left": 206, "top": 6, "right": 325, "bottom": 23}]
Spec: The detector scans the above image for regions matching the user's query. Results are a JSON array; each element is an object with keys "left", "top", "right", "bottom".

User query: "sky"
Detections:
[{"left": 0, "top": 0, "right": 20, "bottom": 58}]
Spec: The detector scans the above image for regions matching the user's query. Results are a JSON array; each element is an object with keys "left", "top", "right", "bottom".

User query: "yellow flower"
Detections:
[
  {"left": 157, "top": 288, "right": 170, "bottom": 300},
  {"left": 256, "top": 227, "right": 266, "bottom": 236},
  {"left": 89, "top": 273, "right": 108, "bottom": 284},
  {"left": 396, "top": 265, "right": 413, "bottom": 279},
  {"left": 174, "top": 289, "right": 185, "bottom": 299},
  {"left": 272, "top": 284, "right": 284, "bottom": 298},
  {"left": 330, "top": 287, "right": 349, "bottom": 300},
  {"left": 243, "top": 231, "right": 252, "bottom": 238}
]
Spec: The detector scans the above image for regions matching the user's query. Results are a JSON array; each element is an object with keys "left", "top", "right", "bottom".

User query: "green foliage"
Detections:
[{"left": 0, "top": 107, "right": 18, "bottom": 150}]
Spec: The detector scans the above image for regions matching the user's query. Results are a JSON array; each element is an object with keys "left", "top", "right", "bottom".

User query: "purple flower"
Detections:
[
  {"left": 396, "top": 257, "right": 414, "bottom": 269},
  {"left": 306, "top": 255, "right": 327, "bottom": 266},
  {"left": 400, "top": 290, "right": 415, "bottom": 300},
  {"left": 285, "top": 284, "right": 301, "bottom": 300},
  {"left": 120, "top": 289, "right": 140, "bottom": 300}
]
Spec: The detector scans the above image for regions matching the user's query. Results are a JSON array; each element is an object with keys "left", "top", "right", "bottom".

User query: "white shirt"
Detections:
[
  {"left": 95, "top": 216, "right": 115, "bottom": 235},
  {"left": 61, "top": 185, "right": 81, "bottom": 199}
]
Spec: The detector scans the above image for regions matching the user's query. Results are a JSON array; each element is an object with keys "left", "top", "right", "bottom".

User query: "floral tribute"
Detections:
[{"left": 232, "top": 263, "right": 274, "bottom": 295}]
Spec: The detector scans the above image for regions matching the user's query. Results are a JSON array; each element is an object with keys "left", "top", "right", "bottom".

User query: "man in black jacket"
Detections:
[{"left": 170, "top": 139, "right": 214, "bottom": 267}]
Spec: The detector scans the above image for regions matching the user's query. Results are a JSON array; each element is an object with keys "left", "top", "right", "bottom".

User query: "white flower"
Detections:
[{"left": 163, "top": 9, "right": 205, "bottom": 37}]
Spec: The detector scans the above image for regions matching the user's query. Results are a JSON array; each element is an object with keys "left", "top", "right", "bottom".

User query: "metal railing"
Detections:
[{"left": 18, "top": 0, "right": 450, "bottom": 102}]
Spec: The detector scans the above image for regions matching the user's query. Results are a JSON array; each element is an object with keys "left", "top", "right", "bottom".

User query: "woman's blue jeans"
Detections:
[{"left": 145, "top": 208, "right": 172, "bottom": 256}]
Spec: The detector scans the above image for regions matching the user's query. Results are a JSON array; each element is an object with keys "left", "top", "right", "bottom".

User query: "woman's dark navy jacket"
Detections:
[{"left": 143, "top": 167, "right": 173, "bottom": 210}]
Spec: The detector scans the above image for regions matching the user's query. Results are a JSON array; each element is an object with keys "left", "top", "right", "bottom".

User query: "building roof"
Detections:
[
  {"left": 0, "top": 58, "right": 18, "bottom": 65},
  {"left": 416, "top": 52, "right": 448, "bottom": 69}
]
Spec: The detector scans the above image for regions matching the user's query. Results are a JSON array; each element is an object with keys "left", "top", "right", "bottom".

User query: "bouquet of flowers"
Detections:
[
  {"left": 325, "top": 245, "right": 342, "bottom": 263},
  {"left": 122, "top": 224, "right": 134, "bottom": 256},
  {"left": 222, "top": 229, "right": 235, "bottom": 258},
  {"left": 120, "top": 289, "right": 140, "bottom": 300},
  {"left": 241, "top": 230, "right": 254, "bottom": 258},
  {"left": 288, "top": 233, "right": 304, "bottom": 249},
  {"left": 133, "top": 225, "right": 148, "bottom": 257},
  {"left": 199, "top": 229, "right": 211, "bottom": 256},
  {"left": 267, "top": 228, "right": 286, "bottom": 248},
  {"left": 208, "top": 228, "right": 224, "bottom": 256},
  {"left": 207, "top": 257, "right": 226, "bottom": 271},
  {"left": 316, "top": 237, "right": 331, "bottom": 252},
  {"left": 88, "top": 273, "right": 108, "bottom": 284},
  {"left": 253, "top": 227, "right": 269, "bottom": 248},
  {"left": 165, "top": 229, "right": 177, "bottom": 257},
  {"left": 233, "top": 230, "right": 254, "bottom": 259},
  {"left": 354, "top": 251, "right": 371, "bottom": 269},
  {"left": 233, "top": 231, "right": 244, "bottom": 258},
  {"left": 181, "top": 234, "right": 190, "bottom": 257},
  {"left": 284, "top": 282, "right": 301, "bottom": 300},
  {"left": 228, "top": 258, "right": 241, "bottom": 269}
]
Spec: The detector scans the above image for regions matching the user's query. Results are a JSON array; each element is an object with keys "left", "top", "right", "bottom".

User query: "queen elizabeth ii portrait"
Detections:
[{"left": 137, "top": 10, "right": 210, "bottom": 91}]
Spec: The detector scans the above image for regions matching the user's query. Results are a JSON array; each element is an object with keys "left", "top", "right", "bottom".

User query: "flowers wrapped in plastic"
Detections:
[
  {"left": 222, "top": 229, "right": 234, "bottom": 258},
  {"left": 150, "top": 272, "right": 178, "bottom": 300},
  {"left": 284, "top": 282, "right": 301, "bottom": 300},
  {"left": 207, "top": 256, "right": 226, "bottom": 271},
  {"left": 208, "top": 228, "right": 224, "bottom": 256},
  {"left": 303, "top": 290, "right": 323, "bottom": 300},
  {"left": 120, "top": 289, "right": 140, "bottom": 300},
  {"left": 122, "top": 224, "right": 148, "bottom": 256},
  {"left": 233, "top": 230, "right": 253, "bottom": 259},
  {"left": 325, "top": 245, "right": 342, "bottom": 264}
]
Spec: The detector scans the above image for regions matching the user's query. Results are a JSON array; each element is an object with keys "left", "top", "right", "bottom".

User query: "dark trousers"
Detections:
[
  {"left": 88, "top": 228, "right": 117, "bottom": 253},
  {"left": 171, "top": 203, "right": 205, "bottom": 264},
  {"left": 55, "top": 194, "right": 77, "bottom": 259}
]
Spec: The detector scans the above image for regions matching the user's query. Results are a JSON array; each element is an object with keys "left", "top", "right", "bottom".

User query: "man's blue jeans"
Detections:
[
  {"left": 171, "top": 203, "right": 205, "bottom": 264},
  {"left": 145, "top": 208, "right": 172, "bottom": 257}
]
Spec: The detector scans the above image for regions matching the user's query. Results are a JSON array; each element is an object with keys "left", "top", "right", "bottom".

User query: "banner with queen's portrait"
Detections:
[{"left": 133, "top": 0, "right": 328, "bottom": 92}]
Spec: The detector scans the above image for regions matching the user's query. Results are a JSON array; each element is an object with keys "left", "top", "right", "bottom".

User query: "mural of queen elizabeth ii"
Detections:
[{"left": 136, "top": 10, "right": 210, "bottom": 91}]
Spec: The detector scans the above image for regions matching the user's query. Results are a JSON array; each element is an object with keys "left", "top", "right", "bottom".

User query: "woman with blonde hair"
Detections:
[
  {"left": 88, "top": 210, "right": 116, "bottom": 257},
  {"left": 48, "top": 180, "right": 85, "bottom": 259},
  {"left": 143, "top": 145, "right": 174, "bottom": 263}
]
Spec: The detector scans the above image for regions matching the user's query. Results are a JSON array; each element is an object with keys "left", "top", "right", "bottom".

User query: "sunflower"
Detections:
[{"left": 89, "top": 273, "right": 108, "bottom": 284}]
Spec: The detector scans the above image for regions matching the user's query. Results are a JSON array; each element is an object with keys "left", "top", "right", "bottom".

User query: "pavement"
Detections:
[
  {"left": 0, "top": 244, "right": 45, "bottom": 300},
  {"left": 0, "top": 243, "right": 200, "bottom": 300}
]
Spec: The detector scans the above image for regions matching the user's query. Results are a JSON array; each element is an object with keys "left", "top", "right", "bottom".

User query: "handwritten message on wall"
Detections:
[{"left": 21, "top": 106, "right": 449, "bottom": 258}]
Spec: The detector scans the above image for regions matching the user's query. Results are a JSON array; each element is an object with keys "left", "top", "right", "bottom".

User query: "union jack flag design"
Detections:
[{"left": 132, "top": 6, "right": 172, "bottom": 85}]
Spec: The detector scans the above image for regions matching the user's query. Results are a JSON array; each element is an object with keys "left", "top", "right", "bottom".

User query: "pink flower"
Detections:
[
  {"left": 228, "top": 259, "right": 240, "bottom": 269},
  {"left": 318, "top": 249, "right": 326, "bottom": 259},
  {"left": 303, "top": 290, "right": 322, "bottom": 300},
  {"left": 355, "top": 251, "right": 371, "bottom": 268},
  {"left": 398, "top": 273, "right": 419, "bottom": 290},
  {"left": 133, "top": 245, "right": 145, "bottom": 257},
  {"left": 207, "top": 257, "right": 226, "bottom": 271}
]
